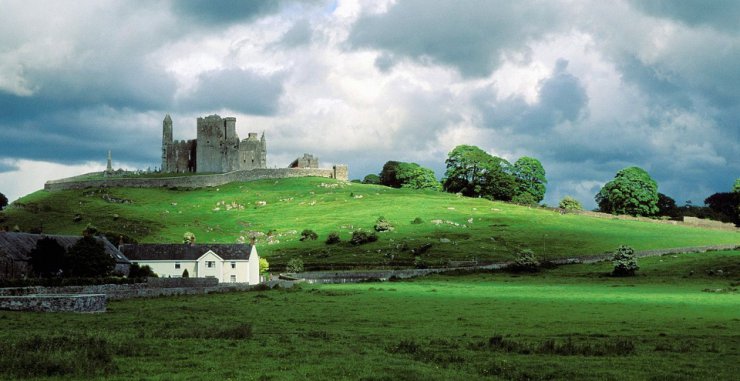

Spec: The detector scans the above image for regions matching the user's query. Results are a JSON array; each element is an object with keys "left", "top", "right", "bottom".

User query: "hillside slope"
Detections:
[{"left": 2, "top": 177, "right": 737, "bottom": 268}]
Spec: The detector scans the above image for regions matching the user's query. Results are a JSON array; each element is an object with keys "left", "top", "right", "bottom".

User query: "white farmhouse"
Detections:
[{"left": 121, "top": 243, "right": 259, "bottom": 284}]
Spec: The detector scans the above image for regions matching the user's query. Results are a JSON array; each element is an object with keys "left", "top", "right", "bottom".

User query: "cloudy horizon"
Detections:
[{"left": 1, "top": 0, "right": 738, "bottom": 209}]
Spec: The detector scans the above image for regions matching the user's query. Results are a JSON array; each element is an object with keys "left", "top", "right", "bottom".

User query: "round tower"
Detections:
[{"left": 162, "top": 114, "right": 173, "bottom": 172}]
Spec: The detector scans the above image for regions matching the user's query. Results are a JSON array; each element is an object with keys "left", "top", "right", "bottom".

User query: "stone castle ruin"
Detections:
[{"left": 161, "top": 114, "right": 267, "bottom": 173}]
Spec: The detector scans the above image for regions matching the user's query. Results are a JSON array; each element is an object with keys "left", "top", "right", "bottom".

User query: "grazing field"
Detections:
[
  {"left": 1, "top": 250, "right": 738, "bottom": 380},
  {"left": 2, "top": 178, "right": 738, "bottom": 269}
]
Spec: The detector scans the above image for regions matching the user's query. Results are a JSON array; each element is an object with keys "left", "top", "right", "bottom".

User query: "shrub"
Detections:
[
  {"left": 182, "top": 269, "right": 189, "bottom": 278},
  {"left": 286, "top": 257, "right": 304, "bottom": 273},
  {"left": 559, "top": 196, "right": 583, "bottom": 211},
  {"left": 374, "top": 216, "right": 394, "bottom": 232},
  {"left": 512, "top": 192, "right": 539, "bottom": 206},
  {"left": 128, "top": 263, "right": 157, "bottom": 278},
  {"left": 411, "top": 217, "right": 424, "bottom": 224},
  {"left": 350, "top": 230, "right": 378, "bottom": 245},
  {"left": 29, "top": 237, "right": 66, "bottom": 277},
  {"left": 300, "top": 229, "right": 318, "bottom": 241},
  {"left": 325, "top": 232, "right": 341, "bottom": 244},
  {"left": 183, "top": 231, "right": 195, "bottom": 244},
  {"left": 506, "top": 249, "right": 540, "bottom": 273},
  {"left": 611, "top": 245, "right": 639, "bottom": 276},
  {"left": 259, "top": 258, "right": 269, "bottom": 275}
]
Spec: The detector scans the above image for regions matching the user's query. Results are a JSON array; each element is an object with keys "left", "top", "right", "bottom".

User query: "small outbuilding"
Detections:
[{"left": 120, "top": 243, "right": 260, "bottom": 284}]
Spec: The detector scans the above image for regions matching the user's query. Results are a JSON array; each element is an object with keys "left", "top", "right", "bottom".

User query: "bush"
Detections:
[
  {"left": 325, "top": 232, "right": 341, "bottom": 244},
  {"left": 128, "top": 263, "right": 157, "bottom": 279},
  {"left": 611, "top": 245, "right": 639, "bottom": 276},
  {"left": 374, "top": 216, "right": 394, "bottom": 232},
  {"left": 558, "top": 196, "right": 583, "bottom": 211},
  {"left": 506, "top": 249, "right": 540, "bottom": 273},
  {"left": 181, "top": 269, "right": 189, "bottom": 278},
  {"left": 411, "top": 217, "right": 424, "bottom": 224},
  {"left": 286, "top": 257, "right": 304, "bottom": 273},
  {"left": 512, "top": 192, "right": 539, "bottom": 206},
  {"left": 300, "top": 229, "right": 318, "bottom": 241},
  {"left": 350, "top": 230, "right": 378, "bottom": 245}
]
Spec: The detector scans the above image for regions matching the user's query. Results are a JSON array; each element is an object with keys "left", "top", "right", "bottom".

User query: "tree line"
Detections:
[{"left": 357, "top": 144, "right": 739, "bottom": 225}]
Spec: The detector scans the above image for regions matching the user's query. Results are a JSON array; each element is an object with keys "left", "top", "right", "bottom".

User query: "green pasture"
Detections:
[
  {"left": 1, "top": 251, "right": 738, "bottom": 380},
  {"left": 3, "top": 177, "right": 737, "bottom": 268}
]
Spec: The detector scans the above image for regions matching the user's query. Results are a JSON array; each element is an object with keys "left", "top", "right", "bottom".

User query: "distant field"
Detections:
[
  {"left": 2, "top": 177, "right": 737, "bottom": 268},
  {"left": 1, "top": 250, "right": 737, "bottom": 380}
]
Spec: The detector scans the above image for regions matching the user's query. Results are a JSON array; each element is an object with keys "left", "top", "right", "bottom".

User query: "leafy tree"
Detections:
[
  {"left": 442, "top": 145, "right": 516, "bottom": 200},
  {"left": 286, "top": 257, "right": 304, "bottom": 273},
  {"left": 558, "top": 196, "right": 583, "bottom": 211},
  {"left": 362, "top": 174, "right": 381, "bottom": 184},
  {"left": 611, "top": 245, "right": 639, "bottom": 277},
  {"left": 0, "top": 192, "right": 7, "bottom": 211},
  {"left": 657, "top": 193, "right": 679, "bottom": 218},
  {"left": 734, "top": 178, "right": 740, "bottom": 193},
  {"left": 379, "top": 161, "right": 403, "bottom": 188},
  {"left": 704, "top": 192, "right": 740, "bottom": 226},
  {"left": 29, "top": 237, "right": 67, "bottom": 277},
  {"left": 512, "top": 157, "right": 547, "bottom": 203},
  {"left": 259, "top": 258, "right": 270, "bottom": 275},
  {"left": 65, "top": 236, "right": 115, "bottom": 277},
  {"left": 506, "top": 249, "right": 541, "bottom": 273},
  {"left": 595, "top": 167, "right": 659, "bottom": 216},
  {"left": 183, "top": 232, "right": 195, "bottom": 244},
  {"left": 511, "top": 192, "right": 539, "bottom": 206},
  {"left": 379, "top": 161, "right": 440, "bottom": 190}
]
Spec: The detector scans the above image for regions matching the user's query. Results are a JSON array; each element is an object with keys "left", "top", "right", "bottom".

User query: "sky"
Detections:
[{"left": 0, "top": 0, "right": 738, "bottom": 209}]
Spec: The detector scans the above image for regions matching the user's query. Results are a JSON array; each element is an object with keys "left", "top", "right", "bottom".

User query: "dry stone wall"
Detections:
[{"left": 0, "top": 294, "right": 106, "bottom": 313}]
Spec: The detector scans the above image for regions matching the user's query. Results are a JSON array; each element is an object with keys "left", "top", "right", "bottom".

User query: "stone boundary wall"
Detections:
[
  {"left": 0, "top": 278, "right": 295, "bottom": 302},
  {"left": 44, "top": 167, "right": 348, "bottom": 192},
  {"left": 294, "top": 244, "right": 740, "bottom": 282},
  {"left": 0, "top": 294, "right": 106, "bottom": 313},
  {"left": 561, "top": 209, "right": 738, "bottom": 231}
]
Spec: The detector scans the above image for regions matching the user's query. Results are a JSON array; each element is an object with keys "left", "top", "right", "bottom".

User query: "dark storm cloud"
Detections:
[
  {"left": 348, "top": 0, "right": 563, "bottom": 77},
  {"left": 630, "top": 0, "right": 740, "bottom": 32},
  {"left": 179, "top": 69, "right": 284, "bottom": 116},
  {"left": 481, "top": 60, "right": 588, "bottom": 132},
  {"left": 173, "top": 0, "right": 284, "bottom": 25}
]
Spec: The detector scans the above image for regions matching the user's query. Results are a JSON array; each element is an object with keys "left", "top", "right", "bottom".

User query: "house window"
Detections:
[
  {"left": 230, "top": 275, "right": 236, "bottom": 283},
  {"left": 206, "top": 261, "right": 215, "bottom": 268},
  {"left": 231, "top": 262, "right": 236, "bottom": 269},
  {"left": 175, "top": 262, "right": 181, "bottom": 269}
]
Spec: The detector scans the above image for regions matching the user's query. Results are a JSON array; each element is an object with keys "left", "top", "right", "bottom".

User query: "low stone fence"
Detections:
[
  {"left": 44, "top": 167, "right": 348, "bottom": 192},
  {"left": 560, "top": 209, "right": 738, "bottom": 231},
  {"left": 0, "top": 294, "right": 106, "bottom": 313}
]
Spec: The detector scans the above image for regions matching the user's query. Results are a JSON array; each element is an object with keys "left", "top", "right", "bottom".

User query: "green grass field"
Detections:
[
  {"left": 2, "top": 177, "right": 738, "bottom": 269},
  {"left": 1, "top": 250, "right": 737, "bottom": 380}
]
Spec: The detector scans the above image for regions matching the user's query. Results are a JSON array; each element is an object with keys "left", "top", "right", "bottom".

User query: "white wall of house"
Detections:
[{"left": 133, "top": 247, "right": 260, "bottom": 285}]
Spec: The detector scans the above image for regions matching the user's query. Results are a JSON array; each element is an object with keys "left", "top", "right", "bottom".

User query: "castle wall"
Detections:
[
  {"left": 45, "top": 168, "right": 349, "bottom": 192},
  {"left": 196, "top": 115, "right": 241, "bottom": 173}
]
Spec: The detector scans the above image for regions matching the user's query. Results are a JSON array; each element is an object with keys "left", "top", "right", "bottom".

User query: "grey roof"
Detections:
[
  {"left": 0, "top": 232, "right": 130, "bottom": 264},
  {"left": 121, "top": 243, "right": 253, "bottom": 261}
]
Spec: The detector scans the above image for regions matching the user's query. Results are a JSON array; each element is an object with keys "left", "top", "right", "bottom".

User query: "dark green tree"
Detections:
[
  {"left": 362, "top": 174, "right": 381, "bottom": 184},
  {"left": 379, "top": 161, "right": 439, "bottom": 190},
  {"left": 734, "top": 178, "right": 740, "bottom": 193},
  {"left": 657, "top": 193, "right": 679, "bottom": 218},
  {"left": 29, "top": 237, "right": 67, "bottom": 277},
  {"left": 442, "top": 145, "right": 516, "bottom": 200},
  {"left": 0, "top": 192, "right": 7, "bottom": 211},
  {"left": 65, "top": 236, "right": 115, "bottom": 277},
  {"left": 595, "top": 167, "right": 659, "bottom": 216},
  {"left": 512, "top": 156, "right": 547, "bottom": 203},
  {"left": 704, "top": 192, "right": 740, "bottom": 226}
]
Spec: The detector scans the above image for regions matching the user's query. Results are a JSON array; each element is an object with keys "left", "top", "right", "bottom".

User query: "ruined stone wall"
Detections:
[
  {"left": 45, "top": 168, "right": 349, "bottom": 192},
  {"left": 0, "top": 294, "right": 106, "bottom": 312}
]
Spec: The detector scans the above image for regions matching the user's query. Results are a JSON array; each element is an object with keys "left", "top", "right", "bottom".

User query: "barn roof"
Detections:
[
  {"left": 120, "top": 243, "right": 253, "bottom": 261},
  {"left": 0, "top": 232, "right": 129, "bottom": 264}
]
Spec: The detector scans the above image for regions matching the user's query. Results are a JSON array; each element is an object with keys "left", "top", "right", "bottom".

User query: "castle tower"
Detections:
[
  {"left": 260, "top": 132, "right": 267, "bottom": 167},
  {"left": 162, "top": 114, "right": 173, "bottom": 172},
  {"left": 105, "top": 150, "right": 113, "bottom": 175}
]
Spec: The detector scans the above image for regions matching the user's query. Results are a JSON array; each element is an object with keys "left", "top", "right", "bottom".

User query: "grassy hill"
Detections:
[{"left": 2, "top": 177, "right": 737, "bottom": 268}]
